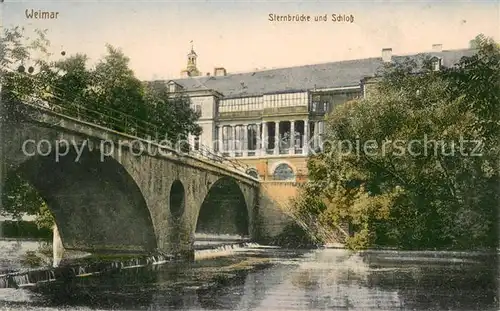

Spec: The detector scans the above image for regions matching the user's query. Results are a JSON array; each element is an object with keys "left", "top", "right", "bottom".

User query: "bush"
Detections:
[{"left": 1, "top": 220, "right": 52, "bottom": 240}]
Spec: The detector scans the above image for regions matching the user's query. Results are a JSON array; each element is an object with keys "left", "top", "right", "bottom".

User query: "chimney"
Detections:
[
  {"left": 214, "top": 67, "right": 227, "bottom": 76},
  {"left": 382, "top": 48, "right": 392, "bottom": 62},
  {"left": 432, "top": 44, "right": 442, "bottom": 52}
]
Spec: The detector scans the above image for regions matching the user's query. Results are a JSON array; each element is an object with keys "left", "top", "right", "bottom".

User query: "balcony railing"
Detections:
[
  {"left": 218, "top": 134, "right": 325, "bottom": 157},
  {"left": 263, "top": 106, "right": 308, "bottom": 116},
  {"left": 279, "top": 148, "right": 289, "bottom": 155},
  {"left": 218, "top": 110, "right": 262, "bottom": 120}
]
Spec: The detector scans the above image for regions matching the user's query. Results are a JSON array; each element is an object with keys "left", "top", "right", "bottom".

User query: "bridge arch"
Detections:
[
  {"left": 169, "top": 180, "right": 185, "bottom": 219},
  {"left": 195, "top": 176, "right": 250, "bottom": 237},
  {"left": 13, "top": 146, "right": 157, "bottom": 253}
]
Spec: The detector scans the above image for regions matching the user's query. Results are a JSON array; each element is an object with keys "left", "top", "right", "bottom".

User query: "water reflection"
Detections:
[
  {"left": 0, "top": 247, "right": 498, "bottom": 311},
  {"left": 367, "top": 263, "right": 497, "bottom": 310},
  {"left": 0, "top": 240, "right": 41, "bottom": 273},
  {"left": 23, "top": 257, "right": 263, "bottom": 310},
  {"left": 30, "top": 266, "right": 157, "bottom": 309}
]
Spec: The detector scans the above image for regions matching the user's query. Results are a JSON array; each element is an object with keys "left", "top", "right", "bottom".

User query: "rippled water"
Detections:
[
  {"left": 0, "top": 240, "right": 45, "bottom": 273},
  {"left": 0, "top": 241, "right": 498, "bottom": 311}
]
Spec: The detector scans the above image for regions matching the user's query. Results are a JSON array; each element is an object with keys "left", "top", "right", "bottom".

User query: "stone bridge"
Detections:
[{"left": 0, "top": 102, "right": 293, "bottom": 258}]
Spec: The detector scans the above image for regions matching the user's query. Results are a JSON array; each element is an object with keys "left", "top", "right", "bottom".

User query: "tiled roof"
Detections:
[{"left": 165, "top": 48, "right": 476, "bottom": 98}]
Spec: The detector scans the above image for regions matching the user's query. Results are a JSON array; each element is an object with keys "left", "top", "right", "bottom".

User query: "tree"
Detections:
[
  {"left": 298, "top": 37, "right": 499, "bottom": 251},
  {"left": 468, "top": 34, "right": 499, "bottom": 50},
  {"left": 144, "top": 81, "right": 201, "bottom": 141},
  {"left": 87, "top": 45, "right": 149, "bottom": 132},
  {"left": 449, "top": 34, "right": 500, "bottom": 144},
  {"left": 1, "top": 170, "right": 45, "bottom": 219},
  {"left": 1, "top": 27, "right": 201, "bottom": 228},
  {"left": 1, "top": 27, "right": 52, "bottom": 105},
  {"left": 1, "top": 27, "right": 53, "bottom": 227},
  {"left": 50, "top": 54, "right": 91, "bottom": 106}
]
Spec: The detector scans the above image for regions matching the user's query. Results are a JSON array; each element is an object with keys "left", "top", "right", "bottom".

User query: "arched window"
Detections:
[
  {"left": 246, "top": 169, "right": 259, "bottom": 179},
  {"left": 273, "top": 163, "right": 295, "bottom": 180}
]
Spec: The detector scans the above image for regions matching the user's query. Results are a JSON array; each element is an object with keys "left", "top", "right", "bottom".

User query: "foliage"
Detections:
[
  {"left": 1, "top": 27, "right": 201, "bottom": 226},
  {"left": 270, "top": 222, "right": 321, "bottom": 249},
  {"left": 449, "top": 34, "right": 500, "bottom": 143},
  {"left": 144, "top": 81, "right": 202, "bottom": 141},
  {"left": 0, "top": 171, "right": 45, "bottom": 218},
  {"left": 35, "top": 202, "right": 55, "bottom": 231},
  {"left": 1, "top": 27, "right": 200, "bottom": 138},
  {"left": 20, "top": 250, "right": 44, "bottom": 268},
  {"left": 299, "top": 36, "right": 499, "bottom": 251},
  {"left": 469, "top": 34, "right": 500, "bottom": 50},
  {"left": 18, "top": 243, "right": 53, "bottom": 268},
  {"left": 1, "top": 220, "right": 52, "bottom": 239}
]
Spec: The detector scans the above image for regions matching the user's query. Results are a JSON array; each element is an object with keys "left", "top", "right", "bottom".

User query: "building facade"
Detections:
[{"left": 161, "top": 45, "right": 475, "bottom": 182}]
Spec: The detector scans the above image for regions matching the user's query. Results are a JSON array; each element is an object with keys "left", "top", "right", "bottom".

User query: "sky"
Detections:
[{"left": 2, "top": 1, "right": 499, "bottom": 81}]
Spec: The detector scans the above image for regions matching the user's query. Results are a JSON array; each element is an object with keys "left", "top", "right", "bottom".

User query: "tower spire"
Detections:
[{"left": 180, "top": 41, "right": 200, "bottom": 78}]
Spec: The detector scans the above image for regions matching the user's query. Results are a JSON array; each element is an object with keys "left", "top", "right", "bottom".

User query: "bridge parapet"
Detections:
[{"left": 8, "top": 100, "right": 258, "bottom": 186}]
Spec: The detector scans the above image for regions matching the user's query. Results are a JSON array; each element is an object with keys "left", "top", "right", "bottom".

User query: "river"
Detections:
[{"left": 0, "top": 240, "right": 498, "bottom": 310}]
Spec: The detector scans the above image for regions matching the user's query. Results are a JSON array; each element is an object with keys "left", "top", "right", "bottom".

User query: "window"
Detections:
[
  {"left": 273, "top": 163, "right": 295, "bottom": 181},
  {"left": 265, "top": 92, "right": 307, "bottom": 109},
  {"left": 318, "top": 121, "right": 324, "bottom": 134},
  {"left": 195, "top": 105, "right": 202, "bottom": 116},
  {"left": 234, "top": 125, "right": 245, "bottom": 153},
  {"left": 214, "top": 126, "right": 219, "bottom": 152},
  {"left": 310, "top": 92, "right": 360, "bottom": 113},
  {"left": 168, "top": 83, "right": 176, "bottom": 93},
  {"left": 247, "top": 124, "right": 258, "bottom": 151},
  {"left": 194, "top": 136, "right": 200, "bottom": 151},
  {"left": 219, "top": 97, "right": 263, "bottom": 113},
  {"left": 222, "top": 126, "right": 232, "bottom": 152},
  {"left": 347, "top": 91, "right": 361, "bottom": 100},
  {"left": 431, "top": 57, "right": 441, "bottom": 71}
]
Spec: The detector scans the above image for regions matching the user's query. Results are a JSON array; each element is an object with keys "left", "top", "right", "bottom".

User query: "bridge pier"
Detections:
[
  {"left": 52, "top": 224, "right": 65, "bottom": 267},
  {"left": 177, "top": 249, "right": 195, "bottom": 261}
]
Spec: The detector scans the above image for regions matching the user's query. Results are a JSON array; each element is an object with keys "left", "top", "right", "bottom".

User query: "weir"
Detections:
[{"left": 0, "top": 242, "right": 258, "bottom": 289}]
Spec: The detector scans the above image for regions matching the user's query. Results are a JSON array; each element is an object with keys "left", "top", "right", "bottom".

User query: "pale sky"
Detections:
[{"left": 2, "top": 1, "right": 499, "bottom": 80}]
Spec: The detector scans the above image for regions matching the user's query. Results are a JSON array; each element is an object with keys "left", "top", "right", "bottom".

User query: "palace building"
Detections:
[{"left": 160, "top": 44, "right": 475, "bottom": 182}]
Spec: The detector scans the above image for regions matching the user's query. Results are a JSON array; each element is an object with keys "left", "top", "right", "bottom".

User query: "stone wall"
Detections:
[
  {"left": 255, "top": 181, "right": 300, "bottom": 239},
  {"left": 238, "top": 156, "right": 309, "bottom": 182}
]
